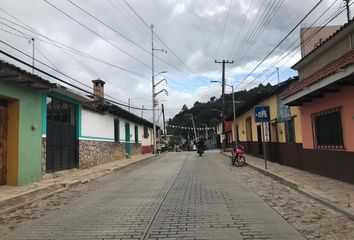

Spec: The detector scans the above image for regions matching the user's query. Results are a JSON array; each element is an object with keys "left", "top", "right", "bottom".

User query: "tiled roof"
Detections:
[
  {"left": 284, "top": 50, "right": 354, "bottom": 98},
  {"left": 293, "top": 18, "right": 354, "bottom": 69},
  {"left": 0, "top": 59, "right": 55, "bottom": 89}
]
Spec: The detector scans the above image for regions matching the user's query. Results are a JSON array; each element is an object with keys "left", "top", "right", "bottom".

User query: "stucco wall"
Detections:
[
  {"left": 118, "top": 117, "right": 142, "bottom": 144},
  {"left": 141, "top": 126, "right": 153, "bottom": 147},
  {"left": 300, "top": 86, "right": 354, "bottom": 151},
  {"left": 0, "top": 81, "right": 42, "bottom": 185},
  {"left": 233, "top": 95, "right": 303, "bottom": 144},
  {"left": 81, "top": 108, "right": 114, "bottom": 140}
]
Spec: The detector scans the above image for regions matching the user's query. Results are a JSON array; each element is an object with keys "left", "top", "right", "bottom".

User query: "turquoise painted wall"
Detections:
[{"left": 0, "top": 81, "right": 43, "bottom": 185}]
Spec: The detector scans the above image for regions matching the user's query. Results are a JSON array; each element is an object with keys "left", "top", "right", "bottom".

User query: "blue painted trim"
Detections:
[
  {"left": 46, "top": 91, "right": 80, "bottom": 105},
  {"left": 42, "top": 91, "right": 82, "bottom": 139},
  {"left": 79, "top": 136, "right": 115, "bottom": 141},
  {"left": 41, "top": 93, "right": 47, "bottom": 135},
  {"left": 77, "top": 104, "right": 82, "bottom": 139}
]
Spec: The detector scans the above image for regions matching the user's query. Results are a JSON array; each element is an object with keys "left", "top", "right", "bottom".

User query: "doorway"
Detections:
[
  {"left": 245, "top": 117, "right": 252, "bottom": 153},
  {"left": 125, "top": 122, "right": 131, "bottom": 155},
  {"left": 0, "top": 100, "right": 7, "bottom": 185},
  {"left": 46, "top": 97, "right": 77, "bottom": 172}
]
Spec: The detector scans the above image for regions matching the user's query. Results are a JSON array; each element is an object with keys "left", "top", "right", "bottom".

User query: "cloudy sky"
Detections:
[{"left": 0, "top": 0, "right": 351, "bottom": 123}]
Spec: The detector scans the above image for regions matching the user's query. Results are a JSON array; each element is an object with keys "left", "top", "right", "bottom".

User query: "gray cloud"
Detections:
[{"left": 0, "top": 0, "right": 350, "bottom": 119}]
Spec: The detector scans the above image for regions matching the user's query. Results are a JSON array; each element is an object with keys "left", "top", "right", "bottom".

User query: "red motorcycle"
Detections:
[{"left": 231, "top": 144, "right": 246, "bottom": 167}]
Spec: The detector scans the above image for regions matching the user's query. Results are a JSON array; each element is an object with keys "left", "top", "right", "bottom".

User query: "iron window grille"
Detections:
[
  {"left": 143, "top": 126, "right": 149, "bottom": 139},
  {"left": 311, "top": 107, "right": 344, "bottom": 149},
  {"left": 46, "top": 97, "right": 75, "bottom": 125},
  {"left": 135, "top": 125, "right": 139, "bottom": 144}
]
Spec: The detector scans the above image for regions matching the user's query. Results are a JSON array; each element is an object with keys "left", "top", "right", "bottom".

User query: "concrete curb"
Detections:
[
  {"left": 0, "top": 153, "right": 164, "bottom": 216},
  {"left": 220, "top": 151, "right": 354, "bottom": 221}
]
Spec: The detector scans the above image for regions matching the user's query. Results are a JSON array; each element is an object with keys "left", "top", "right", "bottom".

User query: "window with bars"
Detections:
[
  {"left": 312, "top": 107, "right": 344, "bottom": 149},
  {"left": 135, "top": 125, "right": 139, "bottom": 144},
  {"left": 143, "top": 126, "right": 149, "bottom": 139},
  {"left": 46, "top": 97, "right": 75, "bottom": 125}
]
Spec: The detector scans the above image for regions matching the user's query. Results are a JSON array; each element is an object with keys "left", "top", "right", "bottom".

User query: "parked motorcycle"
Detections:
[{"left": 231, "top": 144, "right": 246, "bottom": 167}]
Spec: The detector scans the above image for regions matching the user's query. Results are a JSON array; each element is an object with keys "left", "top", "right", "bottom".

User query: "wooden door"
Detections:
[{"left": 0, "top": 102, "right": 8, "bottom": 185}]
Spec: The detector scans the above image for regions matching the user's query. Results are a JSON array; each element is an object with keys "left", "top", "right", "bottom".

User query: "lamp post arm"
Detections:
[
  {"left": 154, "top": 89, "right": 168, "bottom": 97},
  {"left": 154, "top": 79, "right": 167, "bottom": 87}
]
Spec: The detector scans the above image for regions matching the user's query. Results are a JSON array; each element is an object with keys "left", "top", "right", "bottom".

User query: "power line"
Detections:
[
  {"left": 0, "top": 45, "right": 155, "bottom": 111},
  {"left": 234, "top": 0, "right": 285, "bottom": 64},
  {"left": 107, "top": 0, "right": 149, "bottom": 38},
  {"left": 0, "top": 39, "right": 148, "bottom": 109},
  {"left": 231, "top": 0, "right": 268, "bottom": 61},
  {"left": 122, "top": 0, "right": 203, "bottom": 81},
  {"left": 214, "top": 0, "right": 233, "bottom": 60},
  {"left": 65, "top": 0, "right": 151, "bottom": 56},
  {"left": 43, "top": 0, "right": 152, "bottom": 70},
  {"left": 227, "top": 0, "right": 255, "bottom": 59},
  {"left": 0, "top": 15, "right": 148, "bottom": 79},
  {"left": 235, "top": 0, "right": 325, "bottom": 89},
  {"left": 239, "top": 0, "right": 344, "bottom": 89}
]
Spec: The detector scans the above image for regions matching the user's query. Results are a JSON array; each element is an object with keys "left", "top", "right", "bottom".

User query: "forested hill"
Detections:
[{"left": 166, "top": 83, "right": 275, "bottom": 137}]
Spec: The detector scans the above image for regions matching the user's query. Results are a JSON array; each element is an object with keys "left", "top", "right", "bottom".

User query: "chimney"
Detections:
[{"left": 92, "top": 78, "right": 105, "bottom": 101}]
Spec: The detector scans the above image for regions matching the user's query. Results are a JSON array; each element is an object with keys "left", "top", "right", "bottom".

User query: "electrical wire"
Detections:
[
  {"left": 214, "top": 0, "right": 233, "bottom": 60},
  {"left": 0, "top": 15, "right": 149, "bottom": 79},
  {"left": 239, "top": 0, "right": 343, "bottom": 89},
  {"left": 235, "top": 0, "right": 325, "bottom": 89},
  {"left": 43, "top": 0, "right": 152, "bottom": 70}
]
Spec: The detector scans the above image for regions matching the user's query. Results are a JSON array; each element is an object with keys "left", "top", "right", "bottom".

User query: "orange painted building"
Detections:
[{"left": 283, "top": 20, "right": 354, "bottom": 183}]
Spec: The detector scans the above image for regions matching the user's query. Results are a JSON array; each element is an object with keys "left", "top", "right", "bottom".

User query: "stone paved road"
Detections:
[{"left": 1, "top": 152, "right": 305, "bottom": 240}]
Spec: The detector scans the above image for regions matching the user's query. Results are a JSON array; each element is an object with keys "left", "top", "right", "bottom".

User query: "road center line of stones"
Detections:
[{"left": 141, "top": 156, "right": 189, "bottom": 240}]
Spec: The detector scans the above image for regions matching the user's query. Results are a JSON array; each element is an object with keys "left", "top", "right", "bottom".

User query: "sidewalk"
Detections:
[
  {"left": 222, "top": 152, "right": 354, "bottom": 220},
  {"left": 0, "top": 153, "right": 158, "bottom": 215}
]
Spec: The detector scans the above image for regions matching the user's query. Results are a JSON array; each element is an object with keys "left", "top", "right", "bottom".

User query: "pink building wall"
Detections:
[{"left": 300, "top": 86, "right": 354, "bottom": 151}]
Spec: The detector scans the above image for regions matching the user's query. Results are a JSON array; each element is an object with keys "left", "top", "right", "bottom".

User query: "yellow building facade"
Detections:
[{"left": 231, "top": 80, "right": 303, "bottom": 166}]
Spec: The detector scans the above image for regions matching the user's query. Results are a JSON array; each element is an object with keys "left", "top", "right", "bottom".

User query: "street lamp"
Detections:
[{"left": 211, "top": 80, "right": 237, "bottom": 147}]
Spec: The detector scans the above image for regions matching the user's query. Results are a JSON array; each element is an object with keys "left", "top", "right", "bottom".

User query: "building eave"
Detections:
[{"left": 283, "top": 64, "right": 354, "bottom": 105}]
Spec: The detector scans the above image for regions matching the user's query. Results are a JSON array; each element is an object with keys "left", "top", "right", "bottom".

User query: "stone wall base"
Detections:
[
  {"left": 78, "top": 140, "right": 126, "bottom": 169},
  {"left": 131, "top": 143, "right": 142, "bottom": 156},
  {"left": 41, "top": 138, "right": 46, "bottom": 175}
]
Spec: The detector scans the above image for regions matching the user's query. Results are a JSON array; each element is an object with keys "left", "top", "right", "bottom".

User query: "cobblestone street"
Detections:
[
  {"left": 218, "top": 154, "right": 354, "bottom": 240},
  {"left": 1, "top": 152, "right": 305, "bottom": 240}
]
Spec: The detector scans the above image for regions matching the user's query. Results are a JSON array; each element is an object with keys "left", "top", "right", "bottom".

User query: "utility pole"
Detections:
[
  {"left": 344, "top": 0, "right": 351, "bottom": 23},
  {"left": 31, "top": 37, "right": 35, "bottom": 74},
  {"left": 151, "top": 24, "right": 157, "bottom": 154},
  {"left": 276, "top": 67, "right": 280, "bottom": 85},
  {"left": 151, "top": 24, "right": 168, "bottom": 154},
  {"left": 231, "top": 85, "right": 237, "bottom": 147},
  {"left": 215, "top": 60, "right": 234, "bottom": 150},
  {"left": 128, "top": 98, "right": 131, "bottom": 112},
  {"left": 141, "top": 105, "right": 144, "bottom": 117},
  {"left": 162, "top": 104, "right": 166, "bottom": 138},
  {"left": 191, "top": 114, "right": 197, "bottom": 141}
]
